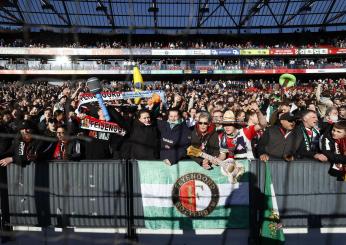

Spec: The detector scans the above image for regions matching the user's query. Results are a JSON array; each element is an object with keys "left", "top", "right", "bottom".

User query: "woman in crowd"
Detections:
[
  {"left": 0, "top": 78, "right": 343, "bottom": 168},
  {"left": 190, "top": 112, "right": 220, "bottom": 169}
]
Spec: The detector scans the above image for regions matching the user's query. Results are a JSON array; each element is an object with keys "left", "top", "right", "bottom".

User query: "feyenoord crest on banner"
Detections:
[
  {"left": 172, "top": 173, "right": 219, "bottom": 217},
  {"left": 138, "top": 160, "right": 250, "bottom": 229}
]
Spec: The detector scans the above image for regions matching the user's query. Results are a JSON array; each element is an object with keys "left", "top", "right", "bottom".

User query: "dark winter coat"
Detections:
[
  {"left": 293, "top": 124, "right": 321, "bottom": 160},
  {"left": 320, "top": 129, "right": 346, "bottom": 179},
  {"left": 190, "top": 124, "right": 219, "bottom": 165},
  {"left": 257, "top": 125, "right": 297, "bottom": 160},
  {"left": 121, "top": 119, "right": 160, "bottom": 160},
  {"left": 157, "top": 120, "right": 191, "bottom": 165},
  {"left": 0, "top": 136, "right": 40, "bottom": 167},
  {"left": 84, "top": 106, "right": 126, "bottom": 160}
]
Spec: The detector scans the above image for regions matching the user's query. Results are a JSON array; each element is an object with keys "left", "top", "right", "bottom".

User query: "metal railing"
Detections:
[{"left": 1, "top": 159, "right": 346, "bottom": 244}]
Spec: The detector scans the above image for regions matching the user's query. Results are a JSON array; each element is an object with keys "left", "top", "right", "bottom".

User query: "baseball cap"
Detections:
[
  {"left": 17, "top": 120, "right": 33, "bottom": 131},
  {"left": 279, "top": 113, "right": 295, "bottom": 122}
]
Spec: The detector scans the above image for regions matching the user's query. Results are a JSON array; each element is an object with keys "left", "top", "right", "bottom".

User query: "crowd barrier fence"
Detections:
[{"left": 0, "top": 159, "right": 345, "bottom": 244}]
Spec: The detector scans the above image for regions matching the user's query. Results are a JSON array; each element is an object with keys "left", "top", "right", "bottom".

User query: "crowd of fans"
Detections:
[
  {"left": 0, "top": 77, "right": 345, "bottom": 179},
  {"left": 1, "top": 35, "right": 346, "bottom": 49},
  {"left": 2, "top": 57, "right": 346, "bottom": 71}
]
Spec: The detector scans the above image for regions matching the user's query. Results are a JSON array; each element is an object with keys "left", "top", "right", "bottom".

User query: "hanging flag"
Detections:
[
  {"left": 138, "top": 160, "right": 250, "bottom": 229},
  {"left": 260, "top": 162, "right": 285, "bottom": 244}
]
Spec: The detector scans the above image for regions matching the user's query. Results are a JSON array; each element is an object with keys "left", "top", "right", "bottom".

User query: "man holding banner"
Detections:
[
  {"left": 121, "top": 109, "right": 160, "bottom": 160},
  {"left": 79, "top": 105, "right": 127, "bottom": 160}
]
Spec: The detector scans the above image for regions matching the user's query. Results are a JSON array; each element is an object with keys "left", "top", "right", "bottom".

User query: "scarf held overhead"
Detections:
[
  {"left": 81, "top": 115, "right": 126, "bottom": 136},
  {"left": 77, "top": 90, "right": 165, "bottom": 135},
  {"left": 77, "top": 90, "right": 166, "bottom": 110}
]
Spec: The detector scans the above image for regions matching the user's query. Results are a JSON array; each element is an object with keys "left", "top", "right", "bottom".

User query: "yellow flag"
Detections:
[{"left": 133, "top": 66, "right": 144, "bottom": 104}]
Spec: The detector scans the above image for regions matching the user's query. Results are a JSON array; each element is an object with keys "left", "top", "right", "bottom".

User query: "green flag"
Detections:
[
  {"left": 138, "top": 160, "right": 250, "bottom": 229},
  {"left": 260, "top": 162, "right": 285, "bottom": 244}
]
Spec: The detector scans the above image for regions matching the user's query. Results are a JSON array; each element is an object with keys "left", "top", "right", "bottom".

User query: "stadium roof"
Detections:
[{"left": 0, "top": 0, "right": 345, "bottom": 34}]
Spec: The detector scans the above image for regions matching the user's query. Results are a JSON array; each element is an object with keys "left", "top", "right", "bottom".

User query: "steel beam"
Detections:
[{"left": 283, "top": 0, "right": 317, "bottom": 25}]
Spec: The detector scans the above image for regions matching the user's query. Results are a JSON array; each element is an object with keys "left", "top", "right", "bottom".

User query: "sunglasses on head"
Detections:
[{"left": 198, "top": 122, "right": 209, "bottom": 125}]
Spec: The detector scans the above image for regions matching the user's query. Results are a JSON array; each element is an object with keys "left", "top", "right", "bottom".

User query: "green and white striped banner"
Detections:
[{"left": 138, "top": 160, "right": 249, "bottom": 229}]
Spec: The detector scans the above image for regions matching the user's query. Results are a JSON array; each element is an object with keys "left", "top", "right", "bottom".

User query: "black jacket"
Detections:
[
  {"left": 319, "top": 120, "right": 334, "bottom": 136},
  {"left": 320, "top": 129, "right": 346, "bottom": 179},
  {"left": 293, "top": 124, "right": 321, "bottom": 160},
  {"left": 121, "top": 120, "right": 160, "bottom": 160},
  {"left": 36, "top": 137, "right": 84, "bottom": 161},
  {"left": 0, "top": 136, "right": 40, "bottom": 167},
  {"left": 84, "top": 106, "right": 126, "bottom": 160},
  {"left": 190, "top": 126, "right": 219, "bottom": 165},
  {"left": 157, "top": 120, "right": 191, "bottom": 165}
]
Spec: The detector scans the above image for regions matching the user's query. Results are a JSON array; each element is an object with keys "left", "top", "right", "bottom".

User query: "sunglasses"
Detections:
[{"left": 198, "top": 122, "right": 209, "bottom": 125}]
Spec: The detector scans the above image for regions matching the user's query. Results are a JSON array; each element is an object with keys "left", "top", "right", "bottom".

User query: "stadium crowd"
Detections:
[
  {"left": 0, "top": 35, "right": 346, "bottom": 49},
  {"left": 2, "top": 57, "right": 346, "bottom": 71},
  {"left": 0, "top": 77, "right": 345, "bottom": 179}
]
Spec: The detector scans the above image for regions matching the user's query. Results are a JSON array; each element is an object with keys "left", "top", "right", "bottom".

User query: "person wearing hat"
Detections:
[
  {"left": 269, "top": 102, "right": 291, "bottom": 127},
  {"left": 0, "top": 120, "right": 39, "bottom": 167},
  {"left": 258, "top": 113, "right": 297, "bottom": 162},
  {"left": 219, "top": 105, "right": 266, "bottom": 161}
]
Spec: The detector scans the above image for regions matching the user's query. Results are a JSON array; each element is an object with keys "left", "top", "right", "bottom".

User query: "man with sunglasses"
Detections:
[{"left": 258, "top": 113, "right": 297, "bottom": 162}]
